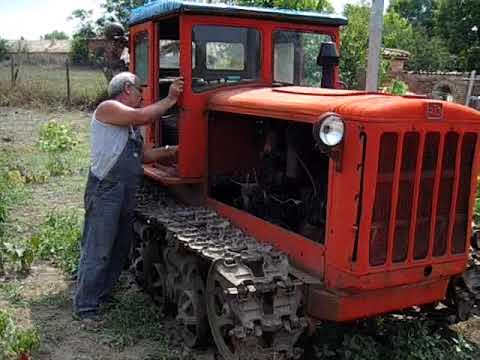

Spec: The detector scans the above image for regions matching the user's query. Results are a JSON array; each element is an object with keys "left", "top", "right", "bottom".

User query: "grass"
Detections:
[
  {"left": 97, "top": 293, "right": 167, "bottom": 350},
  {"left": 0, "top": 63, "right": 107, "bottom": 110}
]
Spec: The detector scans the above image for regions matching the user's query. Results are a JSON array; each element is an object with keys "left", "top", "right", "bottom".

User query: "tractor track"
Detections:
[{"left": 132, "top": 181, "right": 307, "bottom": 360}]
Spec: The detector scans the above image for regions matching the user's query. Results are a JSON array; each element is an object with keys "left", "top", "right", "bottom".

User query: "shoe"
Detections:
[{"left": 73, "top": 310, "right": 104, "bottom": 329}]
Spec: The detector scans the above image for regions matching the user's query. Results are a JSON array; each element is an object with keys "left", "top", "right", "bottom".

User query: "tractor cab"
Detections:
[{"left": 128, "top": 0, "right": 346, "bottom": 186}]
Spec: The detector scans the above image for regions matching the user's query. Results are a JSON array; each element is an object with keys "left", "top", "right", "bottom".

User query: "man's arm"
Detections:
[{"left": 96, "top": 78, "right": 183, "bottom": 126}]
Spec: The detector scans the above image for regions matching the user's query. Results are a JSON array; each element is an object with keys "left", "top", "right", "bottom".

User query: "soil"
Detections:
[{"left": 1, "top": 107, "right": 480, "bottom": 359}]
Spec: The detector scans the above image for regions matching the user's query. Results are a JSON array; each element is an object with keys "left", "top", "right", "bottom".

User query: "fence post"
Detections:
[
  {"left": 10, "top": 56, "right": 14, "bottom": 87},
  {"left": 66, "top": 59, "right": 71, "bottom": 106}
]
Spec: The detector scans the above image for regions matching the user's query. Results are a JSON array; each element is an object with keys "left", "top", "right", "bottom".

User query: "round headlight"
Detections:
[{"left": 318, "top": 114, "right": 344, "bottom": 146}]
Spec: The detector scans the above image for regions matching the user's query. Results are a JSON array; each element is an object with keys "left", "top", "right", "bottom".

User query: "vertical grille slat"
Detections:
[
  {"left": 393, "top": 133, "right": 419, "bottom": 263},
  {"left": 452, "top": 133, "right": 477, "bottom": 254},
  {"left": 414, "top": 133, "right": 440, "bottom": 260},
  {"left": 369, "top": 130, "right": 477, "bottom": 268},
  {"left": 369, "top": 133, "right": 397, "bottom": 266},
  {"left": 433, "top": 132, "right": 459, "bottom": 256}
]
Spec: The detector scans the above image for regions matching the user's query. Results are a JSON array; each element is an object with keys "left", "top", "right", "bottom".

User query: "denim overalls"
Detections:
[{"left": 74, "top": 127, "right": 143, "bottom": 315}]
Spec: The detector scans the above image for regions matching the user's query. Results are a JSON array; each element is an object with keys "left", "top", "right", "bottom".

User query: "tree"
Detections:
[
  {"left": 68, "top": 9, "right": 98, "bottom": 65},
  {"left": 388, "top": 0, "right": 437, "bottom": 35},
  {"left": 436, "top": 0, "right": 480, "bottom": 71},
  {"left": 339, "top": 4, "right": 370, "bottom": 89},
  {"left": 43, "top": 30, "right": 69, "bottom": 41},
  {"left": 101, "top": 0, "right": 146, "bottom": 27},
  {"left": 0, "top": 37, "right": 9, "bottom": 62}
]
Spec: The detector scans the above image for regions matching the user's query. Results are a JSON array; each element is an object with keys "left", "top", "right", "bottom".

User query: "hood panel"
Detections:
[{"left": 208, "top": 86, "right": 480, "bottom": 123}]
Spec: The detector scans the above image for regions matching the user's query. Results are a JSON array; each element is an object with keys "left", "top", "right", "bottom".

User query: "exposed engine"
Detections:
[{"left": 211, "top": 120, "right": 328, "bottom": 243}]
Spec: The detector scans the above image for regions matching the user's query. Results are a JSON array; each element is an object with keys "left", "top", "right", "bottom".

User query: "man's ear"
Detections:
[{"left": 124, "top": 84, "right": 132, "bottom": 96}]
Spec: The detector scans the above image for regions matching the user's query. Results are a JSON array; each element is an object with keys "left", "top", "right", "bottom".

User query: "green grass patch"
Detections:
[
  {"left": 0, "top": 309, "right": 40, "bottom": 360},
  {"left": 97, "top": 293, "right": 166, "bottom": 350}
]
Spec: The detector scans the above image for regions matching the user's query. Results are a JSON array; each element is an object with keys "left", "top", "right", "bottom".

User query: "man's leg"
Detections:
[
  {"left": 74, "top": 181, "right": 125, "bottom": 316},
  {"left": 101, "top": 185, "right": 136, "bottom": 300}
]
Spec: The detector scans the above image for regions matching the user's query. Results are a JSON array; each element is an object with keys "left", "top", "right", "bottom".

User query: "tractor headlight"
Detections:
[{"left": 314, "top": 113, "right": 345, "bottom": 147}]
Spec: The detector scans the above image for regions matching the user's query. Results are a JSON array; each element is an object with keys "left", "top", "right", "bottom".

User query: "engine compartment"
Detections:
[{"left": 208, "top": 112, "right": 329, "bottom": 243}]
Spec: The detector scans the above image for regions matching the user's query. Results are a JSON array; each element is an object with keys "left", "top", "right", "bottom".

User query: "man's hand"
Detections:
[
  {"left": 167, "top": 78, "right": 184, "bottom": 102},
  {"left": 143, "top": 145, "right": 178, "bottom": 165}
]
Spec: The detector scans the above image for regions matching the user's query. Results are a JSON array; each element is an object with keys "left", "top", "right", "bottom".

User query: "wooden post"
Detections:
[
  {"left": 10, "top": 56, "right": 14, "bottom": 87},
  {"left": 366, "top": 0, "right": 385, "bottom": 91},
  {"left": 66, "top": 59, "right": 71, "bottom": 106}
]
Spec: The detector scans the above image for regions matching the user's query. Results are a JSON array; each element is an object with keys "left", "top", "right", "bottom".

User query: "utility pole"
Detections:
[{"left": 365, "top": 0, "right": 385, "bottom": 92}]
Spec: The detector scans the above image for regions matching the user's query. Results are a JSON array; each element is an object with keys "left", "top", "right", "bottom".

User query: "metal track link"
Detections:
[{"left": 134, "top": 182, "right": 307, "bottom": 359}]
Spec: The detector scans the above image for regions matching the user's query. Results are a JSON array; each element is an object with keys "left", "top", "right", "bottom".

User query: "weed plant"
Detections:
[
  {"left": 31, "top": 210, "right": 83, "bottom": 275},
  {"left": 313, "top": 315, "right": 479, "bottom": 360}
]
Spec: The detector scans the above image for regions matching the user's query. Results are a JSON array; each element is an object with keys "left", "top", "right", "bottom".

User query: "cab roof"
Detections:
[{"left": 129, "top": 0, "right": 348, "bottom": 27}]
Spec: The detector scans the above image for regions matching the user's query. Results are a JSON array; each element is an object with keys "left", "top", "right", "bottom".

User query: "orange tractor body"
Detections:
[{"left": 128, "top": 0, "right": 480, "bottom": 324}]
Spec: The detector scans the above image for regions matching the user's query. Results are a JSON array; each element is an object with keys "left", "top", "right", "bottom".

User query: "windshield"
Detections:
[
  {"left": 273, "top": 30, "right": 332, "bottom": 87},
  {"left": 192, "top": 25, "right": 261, "bottom": 91}
]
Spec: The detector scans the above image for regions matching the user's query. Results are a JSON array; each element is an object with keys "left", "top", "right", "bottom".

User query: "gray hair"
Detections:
[{"left": 108, "top": 72, "right": 141, "bottom": 98}]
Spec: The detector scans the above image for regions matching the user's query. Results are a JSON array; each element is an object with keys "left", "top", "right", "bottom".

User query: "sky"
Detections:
[{"left": 0, "top": 0, "right": 390, "bottom": 40}]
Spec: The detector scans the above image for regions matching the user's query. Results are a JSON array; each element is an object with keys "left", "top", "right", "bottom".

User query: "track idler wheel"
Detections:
[
  {"left": 206, "top": 261, "right": 298, "bottom": 360},
  {"left": 177, "top": 260, "right": 209, "bottom": 348}
]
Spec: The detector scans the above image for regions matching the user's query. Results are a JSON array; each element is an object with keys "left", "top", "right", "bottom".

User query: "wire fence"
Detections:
[{"left": 0, "top": 57, "right": 107, "bottom": 109}]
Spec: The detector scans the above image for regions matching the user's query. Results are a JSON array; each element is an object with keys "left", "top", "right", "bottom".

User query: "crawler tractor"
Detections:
[{"left": 126, "top": 1, "right": 480, "bottom": 358}]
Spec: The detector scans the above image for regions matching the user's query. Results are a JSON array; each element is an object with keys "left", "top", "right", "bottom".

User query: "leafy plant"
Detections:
[
  {"left": 0, "top": 310, "right": 40, "bottom": 360},
  {"left": 38, "top": 120, "right": 77, "bottom": 153},
  {"left": 38, "top": 120, "right": 78, "bottom": 176},
  {"left": 31, "top": 210, "right": 83, "bottom": 275},
  {"left": 387, "top": 79, "right": 409, "bottom": 95}
]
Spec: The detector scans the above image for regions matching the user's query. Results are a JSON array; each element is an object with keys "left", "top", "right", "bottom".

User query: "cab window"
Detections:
[
  {"left": 192, "top": 25, "right": 261, "bottom": 91},
  {"left": 273, "top": 31, "right": 332, "bottom": 87},
  {"left": 134, "top": 32, "right": 149, "bottom": 84}
]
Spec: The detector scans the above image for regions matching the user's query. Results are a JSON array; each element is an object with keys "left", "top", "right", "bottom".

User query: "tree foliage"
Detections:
[
  {"left": 102, "top": 0, "right": 146, "bottom": 27},
  {"left": 339, "top": 4, "right": 370, "bottom": 89},
  {"left": 0, "top": 37, "right": 9, "bottom": 62},
  {"left": 389, "top": 0, "right": 437, "bottom": 35},
  {"left": 43, "top": 30, "right": 69, "bottom": 41},
  {"left": 237, "top": 0, "right": 333, "bottom": 12},
  {"left": 436, "top": 0, "right": 480, "bottom": 71}
]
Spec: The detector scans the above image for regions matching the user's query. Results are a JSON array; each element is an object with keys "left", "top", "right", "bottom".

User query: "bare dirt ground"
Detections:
[{"left": 1, "top": 107, "right": 480, "bottom": 360}]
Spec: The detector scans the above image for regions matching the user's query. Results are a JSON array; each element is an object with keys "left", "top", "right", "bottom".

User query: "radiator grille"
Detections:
[{"left": 369, "top": 131, "right": 477, "bottom": 266}]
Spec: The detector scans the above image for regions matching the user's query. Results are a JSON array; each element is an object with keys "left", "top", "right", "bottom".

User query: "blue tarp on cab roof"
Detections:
[{"left": 129, "top": 0, "right": 347, "bottom": 27}]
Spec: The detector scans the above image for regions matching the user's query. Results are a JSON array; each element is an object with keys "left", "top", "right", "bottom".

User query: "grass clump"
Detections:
[
  {"left": 0, "top": 310, "right": 40, "bottom": 360},
  {"left": 98, "top": 293, "right": 166, "bottom": 349},
  {"left": 31, "top": 210, "right": 83, "bottom": 275}
]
